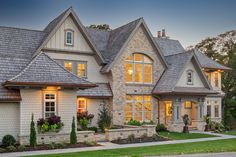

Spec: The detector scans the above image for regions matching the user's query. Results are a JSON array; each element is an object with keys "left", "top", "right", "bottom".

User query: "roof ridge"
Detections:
[
  {"left": 112, "top": 17, "right": 143, "bottom": 31},
  {"left": 154, "top": 37, "right": 179, "bottom": 42},
  {"left": 8, "top": 52, "right": 44, "bottom": 81},
  {"left": 0, "top": 26, "right": 44, "bottom": 33},
  {"left": 86, "top": 27, "right": 111, "bottom": 32},
  {"left": 165, "top": 50, "right": 191, "bottom": 57}
]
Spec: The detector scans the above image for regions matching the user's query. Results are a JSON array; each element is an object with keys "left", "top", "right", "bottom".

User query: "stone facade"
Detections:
[
  {"left": 105, "top": 125, "right": 156, "bottom": 141},
  {"left": 110, "top": 25, "right": 165, "bottom": 125},
  {"left": 19, "top": 131, "right": 95, "bottom": 145}
]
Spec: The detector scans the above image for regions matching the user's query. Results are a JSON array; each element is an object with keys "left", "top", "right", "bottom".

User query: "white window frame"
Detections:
[
  {"left": 125, "top": 95, "right": 153, "bottom": 122},
  {"left": 77, "top": 98, "right": 87, "bottom": 113},
  {"left": 44, "top": 93, "right": 57, "bottom": 119},
  {"left": 186, "top": 69, "right": 194, "bottom": 85},
  {"left": 65, "top": 30, "right": 74, "bottom": 46},
  {"left": 125, "top": 53, "right": 153, "bottom": 84}
]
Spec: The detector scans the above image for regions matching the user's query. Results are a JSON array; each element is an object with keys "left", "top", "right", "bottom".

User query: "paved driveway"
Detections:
[{"left": 151, "top": 152, "right": 236, "bottom": 157}]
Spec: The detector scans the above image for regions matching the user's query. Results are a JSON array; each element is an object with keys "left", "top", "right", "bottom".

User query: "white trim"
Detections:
[
  {"left": 44, "top": 93, "right": 57, "bottom": 118},
  {"left": 65, "top": 30, "right": 74, "bottom": 46}
]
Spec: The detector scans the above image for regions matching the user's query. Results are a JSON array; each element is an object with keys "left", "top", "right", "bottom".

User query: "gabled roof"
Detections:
[
  {"left": 77, "top": 83, "right": 112, "bottom": 97},
  {"left": 4, "top": 53, "right": 96, "bottom": 88},
  {"left": 153, "top": 50, "right": 214, "bottom": 95},
  {"left": 194, "top": 50, "right": 231, "bottom": 70},
  {"left": 155, "top": 37, "right": 231, "bottom": 70},
  {"left": 154, "top": 37, "right": 185, "bottom": 56},
  {"left": 35, "top": 7, "right": 105, "bottom": 64},
  {"left": 99, "top": 18, "right": 168, "bottom": 73}
]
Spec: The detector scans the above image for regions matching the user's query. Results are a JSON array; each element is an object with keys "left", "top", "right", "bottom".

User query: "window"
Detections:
[
  {"left": 214, "top": 100, "right": 219, "bottom": 117},
  {"left": 207, "top": 99, "right": 211, "bottom": 117},
  {"left": 186, "top": 70, "right": 193, "bottom": 85},
  {"left": 125, "top": 53, "right": 152, "bottom": 84},
  {"left": 77, "top": 63, "right": 86, "bottom": 78},
  {"left": 65, "top": 30, "right": 74, "bottom": 45},
  {"left": 77, "top": 98, "right": 87, "bottom": 113},
  {"left": 165, "top": 101, "right": 172, "bottom": 117},
  {"left": 64, "top": 61, "right": 73, "bottom": 73},
  {"left": 214, "top": 72, "right": 219, "bottom": 87},
  {"left": 44, "top": 93, "right": 56, "bottom": 118},
  {"left": 125, "top": 95, "right": 152, "bottom": 122},
  {"left": 185, "top": 101, "right": 192, "bottom": 109}
]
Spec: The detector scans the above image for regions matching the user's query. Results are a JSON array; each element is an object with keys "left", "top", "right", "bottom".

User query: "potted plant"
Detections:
[
  {"left": 204, "top": 114, "right": 211, "bottom": 131},
  {"left": 182, "top": 114, "right": 190, "bottom": 133}
]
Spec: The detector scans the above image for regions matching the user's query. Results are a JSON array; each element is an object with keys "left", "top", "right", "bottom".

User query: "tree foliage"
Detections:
[
  {"left": 70, "top": 116, "right": 77, "bottom": 144},
  {"left": 30, "top": 113, "right": 37, "bottom": 147},
  {"left": 97, "top": 104, "right": 112, "bottom": 132},
  {"left": 88, "top": 24, "right": 111, "bottom": 31}
]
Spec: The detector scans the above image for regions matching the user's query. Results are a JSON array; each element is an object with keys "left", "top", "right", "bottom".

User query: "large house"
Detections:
[{"left": 0, "top": 7, "right": 230, "bottom": 143}]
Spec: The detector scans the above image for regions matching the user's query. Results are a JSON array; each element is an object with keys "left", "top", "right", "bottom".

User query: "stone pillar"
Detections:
[
  {"left": 198, "top": 97, "right": 205, "bottom": 121},
  {"left": 172, "top": 98, "right": 182, "bottom": 123}
]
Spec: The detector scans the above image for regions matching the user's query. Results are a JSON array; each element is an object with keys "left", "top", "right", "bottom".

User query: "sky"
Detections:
[{"left": 0, "top": 0, "right": 235, "bottom": 47}]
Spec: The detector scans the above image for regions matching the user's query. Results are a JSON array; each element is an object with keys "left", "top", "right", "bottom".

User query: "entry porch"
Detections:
[{"left": 158, "top": 95, "right": 206, "bottom": 132}]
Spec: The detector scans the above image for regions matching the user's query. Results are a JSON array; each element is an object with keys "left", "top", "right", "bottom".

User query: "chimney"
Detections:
[
  {"left": 162, "top": 29, "right": 166, "bottom": 37},
  {"left": 157, "top": 31, "right": 161, "bottom": 38}
]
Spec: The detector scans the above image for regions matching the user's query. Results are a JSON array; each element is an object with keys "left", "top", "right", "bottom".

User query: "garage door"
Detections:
[{"left": 0, "top": 103, "right": 19, "bottom": 143}]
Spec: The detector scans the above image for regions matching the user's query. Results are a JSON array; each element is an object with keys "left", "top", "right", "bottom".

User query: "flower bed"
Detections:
[{"left": 0, "top": 141, "right": 100, "bottom": 153}]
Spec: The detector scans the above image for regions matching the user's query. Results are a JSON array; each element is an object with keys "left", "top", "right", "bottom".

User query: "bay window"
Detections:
[
  {"left": 214, "top": 72, "right": 219, "bottom": 87},
  {"left": 214, "top": 100, "right": 219, "bottom": 117},
  {"left": 125, "top": 53, "right": 152, "bottom": 84},
  {"left": 125, "top": 95, "right": 152, "bottom": 122}
]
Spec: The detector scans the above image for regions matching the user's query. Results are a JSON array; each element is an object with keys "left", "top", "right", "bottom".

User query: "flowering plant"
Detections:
[{"left": 37, "top": 115, "right": 64, "bottom": 133}]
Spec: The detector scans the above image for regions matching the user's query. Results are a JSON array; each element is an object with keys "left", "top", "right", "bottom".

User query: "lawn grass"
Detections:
[
  {"left": 222, "top": 130, "right": 236, "bottom": 136},
  {"left": 29, "top": 138, "right": 236, "bottom": 157},
  {"left": 158, "top": 131, "right": 217, "bottom": 140}
]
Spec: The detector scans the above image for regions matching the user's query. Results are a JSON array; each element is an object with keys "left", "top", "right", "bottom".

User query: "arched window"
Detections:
[
  {"left": 186, "top": 69, "right": 193, "bottom": 85},
  {"left": 125, "top": 53, "right": 152, "bottom": 84}
]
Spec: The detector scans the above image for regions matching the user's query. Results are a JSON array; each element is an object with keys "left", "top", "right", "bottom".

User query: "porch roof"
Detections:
[
  {"left": 77, "top": 83, "right": 112, "bottom": 97},
  {"left": 154, "top": 87, "right": 218, "bottom": 95}
]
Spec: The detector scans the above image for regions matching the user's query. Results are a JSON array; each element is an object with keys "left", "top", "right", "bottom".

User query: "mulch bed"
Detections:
[
  {"left": 0, "top": 143, "right": 101, "bottom": 153},
  {"left": 111, "top": 134, "right": 169, "bottom": 144}
]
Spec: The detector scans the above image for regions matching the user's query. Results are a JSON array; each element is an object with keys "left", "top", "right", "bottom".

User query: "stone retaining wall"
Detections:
[
  {"left": 105, "top": 125, "right": 156, "bottom": 141},
  {"left": 19, "top": 131, "right": 95, "bottom": 145}
]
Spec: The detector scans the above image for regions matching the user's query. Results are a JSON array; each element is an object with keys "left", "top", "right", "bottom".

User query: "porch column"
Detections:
[
  {"left": 173, "top": 98, "right": 182, "bottom": 122},
  {"left": 198, "top": 98, "right": 205, "bottom": 120}
]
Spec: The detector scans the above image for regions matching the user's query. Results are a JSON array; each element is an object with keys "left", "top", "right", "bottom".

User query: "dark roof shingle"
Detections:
[
  {"left": 77, "top": 83, "right": 112, "bottom": 97},
  {"left": 4, "top": 53, "right": 96, "bottom": 88}
]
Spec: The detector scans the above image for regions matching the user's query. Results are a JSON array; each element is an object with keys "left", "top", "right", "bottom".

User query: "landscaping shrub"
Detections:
[
  {"left": 30, "top": 114, "right": 37, "bottom": 147},
  {"left": 37, "top": 115, "right": 64, "bottom": 133},
  {"left": 127, "top": 119, "right": 142, "bottom": 126},
  {"left": 83, "top": 141, "right": 96, "bottom": 146},
  {"left": 6, "top": 145, "right": 16, "bottom": 152},
  {"left": 127, "top": 134, "right": 135, "bottom": 142},
  {"left": 97, "top": 104, "right": 112, "bottom": 132},
  {"left": 77, "top": 111, "right": 94, "bottom": 130},
  {"left": 88, "top": 126, "right": 98, "bottom": 133},
  {"left": 70, "top": 116, "right": 77, "bottom": 144},
  {"left": 48, "top": 143, "right": 55, "bottom": 149},
  {"left": 156, "top": 123, "right": 167, "bottom": 132},
  {"left": 17, "top": 145, "right": 26, "bottom": 151},
  {"left": 0, "top": 147, "right": 6, "bottom": 153},
  {"left": 56, "top": 143, "right": 66, "bottom": 149},
  {"left": 2, "top": 135, "right": 16, "bottom": 147}
]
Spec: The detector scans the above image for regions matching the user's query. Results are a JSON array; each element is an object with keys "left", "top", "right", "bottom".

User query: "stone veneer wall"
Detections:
[
  {"left": 19, "top": 131, "right": 95, "bottom": 145},
  {"left": 110, "top": 25, "right": 165, "bottom": 125},
  {"left": 105, "top": 125, "right": 156, "bottom": 141}
]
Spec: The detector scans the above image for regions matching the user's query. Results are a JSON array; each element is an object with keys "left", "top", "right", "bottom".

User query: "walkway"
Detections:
[{"left": 1, "top": 132, "right": 235, "bottom": 157}]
